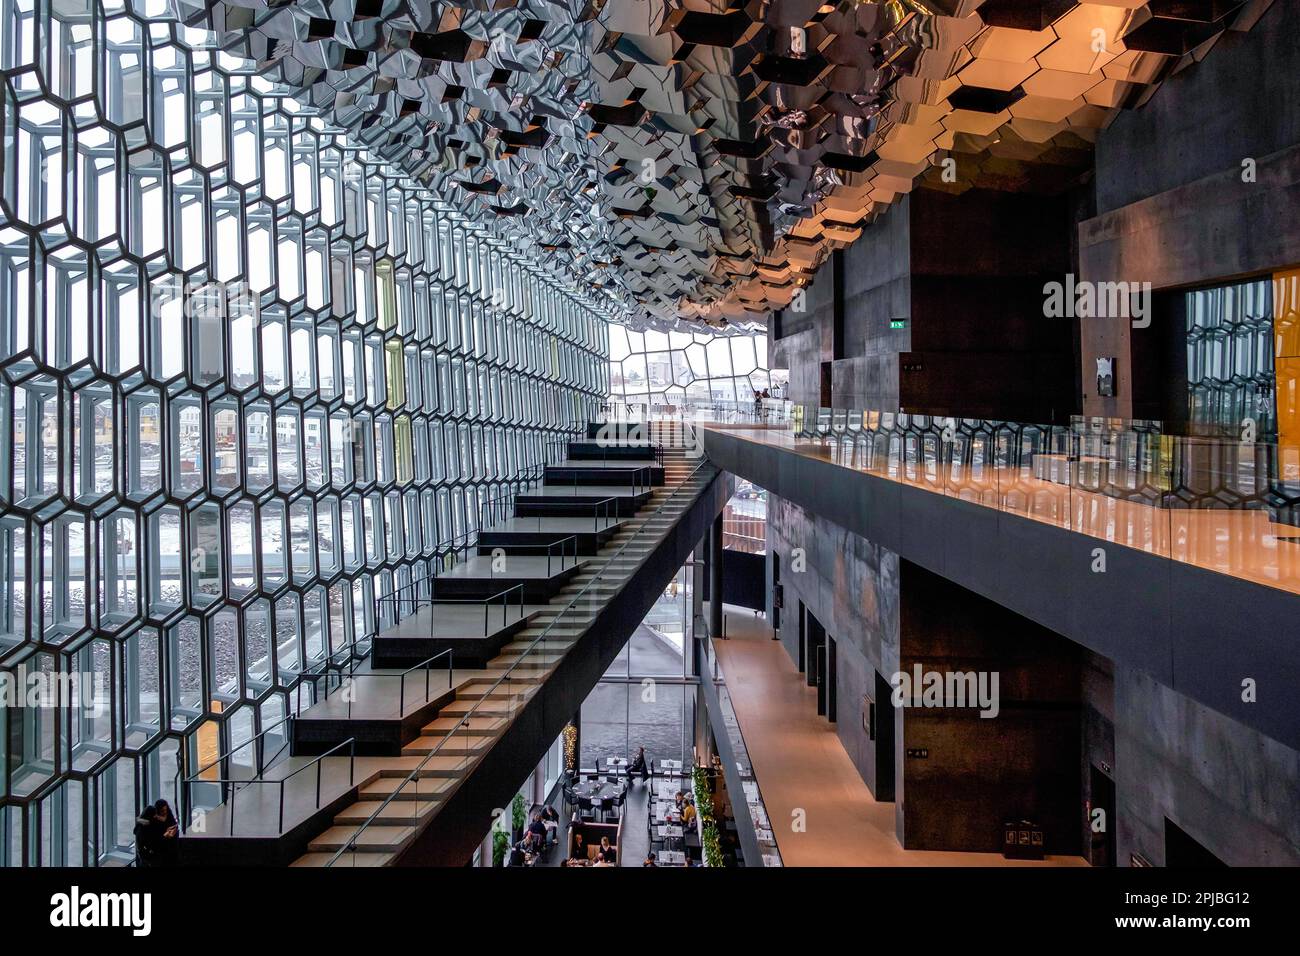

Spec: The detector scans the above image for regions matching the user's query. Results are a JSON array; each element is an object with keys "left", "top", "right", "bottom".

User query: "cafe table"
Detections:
[
  {"left": 572, "top": 779, "right": 625, "bottom": 800},
  {"left": 656, "top": 850, "right": 687, "bottom": 866}
]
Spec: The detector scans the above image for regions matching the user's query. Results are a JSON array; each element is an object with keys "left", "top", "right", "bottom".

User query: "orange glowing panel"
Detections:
[{"left": 1276, "top": 269, "right": 1300, "bottom": 453}]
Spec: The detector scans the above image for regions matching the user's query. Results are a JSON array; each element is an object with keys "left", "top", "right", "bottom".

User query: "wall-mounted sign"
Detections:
[
  {"left": 890, "top": 319, "right": 908, "bottom": 330},
  {"left": 906, "top": 748, "right": 929, "bottom": 759}
]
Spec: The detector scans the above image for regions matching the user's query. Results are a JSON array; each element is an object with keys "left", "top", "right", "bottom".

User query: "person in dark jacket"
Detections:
[
  {"left": 134, "top": 805, "right": 162, "bottom": 867},
  {"left": 627, "top": 746, "right": 649, "bottom": 784},
  {"left": 153, "top": 799, "right": 180, "bottom": 865}
]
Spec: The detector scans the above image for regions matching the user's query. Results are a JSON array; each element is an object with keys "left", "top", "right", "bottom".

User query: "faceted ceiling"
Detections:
[{"left": 178, "top": 0, "right": 1276, "bottom": 333}]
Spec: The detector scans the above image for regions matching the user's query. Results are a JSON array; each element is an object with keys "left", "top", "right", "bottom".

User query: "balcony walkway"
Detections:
[{"left": 709, "top": 425, "right": 1300, "bottom": 595}]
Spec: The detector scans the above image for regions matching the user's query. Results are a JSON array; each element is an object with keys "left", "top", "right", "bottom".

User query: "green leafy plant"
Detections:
[
  {"left": 701, "top": 823, "right": 723, "bottom": 868},
  {"left": 691, "top": 765, "right": 716, "bottom": 826},
  {"left": 692, "top": 765, "right": 725, "bottom": 865},
  {"left": 493, "top": 829, "right": 510, "bottom": 867},
  {"left": 512, "top": 793, "right": 527, "bottom": 834}
]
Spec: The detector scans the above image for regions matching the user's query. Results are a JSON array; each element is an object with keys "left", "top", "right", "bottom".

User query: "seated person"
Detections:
[
  {"left": 643, "top": 853, "right": 657, "bottom": 867},
  {"left": 681, "top": 801, "right": 697, "bottom": 826},
  {"left": 570, "top": 832, "right": 587, "bottom": 860},
  {"left": 508, "top": 842, "right": 529, "bottom": 867},
  {"left": 597, "top": 836, "right": 617, "bottom": 864},
  {"left": 526, "top": 811, "right": 547, "bottom": 848},
  {"left": 627, "top": 746, "right": 649, "bottom": 783}
]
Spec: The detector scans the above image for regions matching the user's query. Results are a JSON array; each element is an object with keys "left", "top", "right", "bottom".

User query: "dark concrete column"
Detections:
[{"left": 709, "top": 512, "right": 723, "bottom": 639}]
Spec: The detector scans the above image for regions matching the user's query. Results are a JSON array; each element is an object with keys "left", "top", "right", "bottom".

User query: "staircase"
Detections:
[{"left": 289, "top": 424, "right": 710, "bottom": 865}]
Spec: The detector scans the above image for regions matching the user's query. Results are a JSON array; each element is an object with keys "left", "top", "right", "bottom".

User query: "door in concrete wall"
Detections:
[
  {"left": 796, "top": 600, "right": 806, "bottom": 673},
  {"left": 806, "top": 609, "right": 826, "bottom": 693},
  {"left": 874, "top": 670, "right": 896, "bottom": 802},
  {"left": 1089, "top": 765, "right": 1116, "bottom": 867},
  {"left": 826, "top": 636, "right": 837, "bottom": 723},
  {"left": 771, "top": 553, "right": 781, "bottom": 632}
]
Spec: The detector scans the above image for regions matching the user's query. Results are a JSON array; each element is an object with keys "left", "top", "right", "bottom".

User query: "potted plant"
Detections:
[
  {"left": 493, "top": 829, "right": 510, "bottom": 867},
  {"left": 511, "top": 792, "right": 527, "bottom": 843}
]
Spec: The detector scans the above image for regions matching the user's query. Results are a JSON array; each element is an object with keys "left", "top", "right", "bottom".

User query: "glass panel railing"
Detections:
[
  {"left": 699, "top": 632, "right": 782, "bottom": 867},
  {"left": 326, "top": 429, "right": 716, "bottom": 865},
  {"left": 694, "top": 404, "right": 1300, "bottom": 596}
]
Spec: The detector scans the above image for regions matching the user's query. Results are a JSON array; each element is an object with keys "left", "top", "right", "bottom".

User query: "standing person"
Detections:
[
  {"left": 133, "top": 805, "right": 162, "bottom": 867},
  {"left": 153, "top": 799, "right": 180, "bottom": 866}
]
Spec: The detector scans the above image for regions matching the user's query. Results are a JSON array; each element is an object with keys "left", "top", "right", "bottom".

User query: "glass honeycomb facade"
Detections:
[
  {"left": 607, "top": 325, "right": 780, "bottom": 408},
  {"left": 0, "top": 0, "right": 609, "bottom": 865}
]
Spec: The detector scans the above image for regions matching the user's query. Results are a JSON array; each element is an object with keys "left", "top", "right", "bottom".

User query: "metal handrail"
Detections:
[
  {"left": 592, "top": 496, "right": 616, "bottom": 532},
  {"left": 173, "top": 716, "right": 294, "bottom": 834},
  {"left": 376, "top": 571, "right": 525, "bottom": 636},
  {"left": 326, "top": 441, "right": 713, "bottom": 865},
  {"left": 199, "top": 737, "right": 357, "bottom": 836},
  {"left": 390, "top": 649, "right": 453, "bottom": 718},
  {"left": 545, "top": 534, "right": 578, "bottom": 576},
  {"left": 180, "top": 716, "right": 292, "bottom": 786}
]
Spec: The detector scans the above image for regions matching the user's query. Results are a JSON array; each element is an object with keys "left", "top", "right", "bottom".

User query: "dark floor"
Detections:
[{"left": 618, "top": 777, "right": 652, "bottom": 866}]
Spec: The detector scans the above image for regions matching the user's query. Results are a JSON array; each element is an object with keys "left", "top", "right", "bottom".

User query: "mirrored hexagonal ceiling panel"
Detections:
[{"left": 167, "top": 0, "right": 1275, "bottom": 334}]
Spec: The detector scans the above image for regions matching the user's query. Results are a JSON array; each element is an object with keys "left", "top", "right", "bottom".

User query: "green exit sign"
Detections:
[{"left": 890, "top": 319, "right": 908, "bottom": 329}]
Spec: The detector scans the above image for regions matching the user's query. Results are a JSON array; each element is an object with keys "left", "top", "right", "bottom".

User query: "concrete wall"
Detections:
[
  {"left": 773, "top": 185, "right": 1079, "bottom": 421},
  {"left": 770, "top": 324, "right": 821, "bottom": 408},
  {"left": 766, "top": 493, "right": 901, "bottom": 798},
  {"left": 1116, "top": 667, "right": 1300, "bottom": 867},
  {"left": 1080, "top": 0, "right": 1300, "bottom": 418},
  {"left": 902, "top": 188, "right": 1078, "bottom": 422},
  {"left": 835, "top": 197, "right": 912, "bottom": 409},
  {"left": 1080, "top": 650, "right": 1117, "bottom": 865},
  {"left": 1094, "top": 0, "right": 1300, "bottom": 215}
]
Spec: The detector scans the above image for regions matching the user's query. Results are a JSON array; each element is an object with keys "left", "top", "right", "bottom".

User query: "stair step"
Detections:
[
  {"left": 361, "top": 777, "right": 456, "bottom": 800},
  {"left": 401, "top": 734, "right": 492, "bottom": 755},
  {"left": 292, "top": 851, "right": 394, "bottom": 867},
  {"left": 308, "top": 824, "right": 416, "bottom": 853},
  {"left": 379, "top": 755, "right": 470, "bottom": 777},
  {"left": 424, "top": 714, "right": 507, "bottom": 733},
  {"left": 333, "top": 800, "right": 441, "bottom": 826}
]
